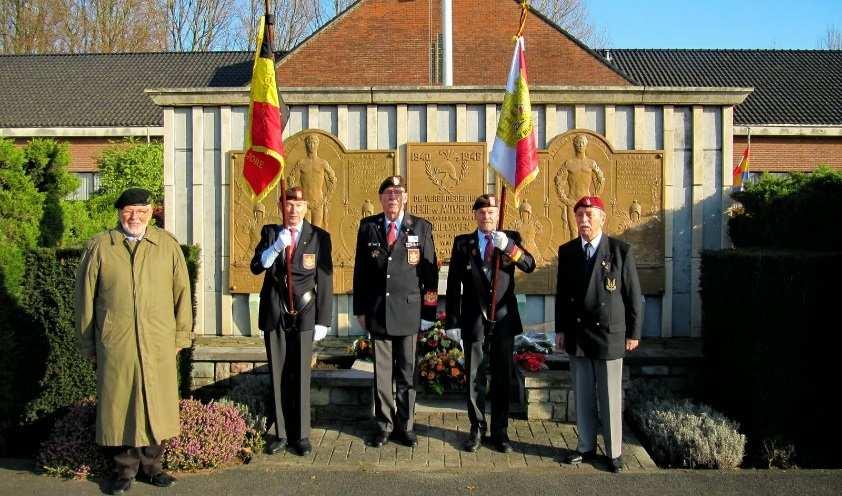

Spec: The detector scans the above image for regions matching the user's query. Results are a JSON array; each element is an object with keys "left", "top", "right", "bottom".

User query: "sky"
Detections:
[{"left": 588, "top": 0, "right": 842, "bottom": 49}]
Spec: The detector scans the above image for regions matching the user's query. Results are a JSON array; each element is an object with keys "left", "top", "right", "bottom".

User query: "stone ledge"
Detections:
[{"left": 312, "top": 369, "right": 372, "bottom": 387}]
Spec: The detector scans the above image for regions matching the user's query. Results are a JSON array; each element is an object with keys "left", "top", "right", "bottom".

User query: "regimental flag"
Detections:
[
  {"left": 733, "top": 146, "right": 750, "bottom": 190},
  {"left": 490, "top": 36, "right": 539, "bottom": 204},
  {"left": 243, "top": 15, "right": 285, "bottom": 201}
]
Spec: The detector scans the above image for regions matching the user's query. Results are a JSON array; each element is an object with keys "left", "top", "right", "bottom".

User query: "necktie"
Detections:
[
  {"left": 286, "top": 227, "right": 298, "bottom": 264},
  {"left": 484, "top": 233, "right": 494, "bottom": 265},
  {"left": 387, "top": 222, "right": 397, "bottom": 248},
  {"left": 584, "top": 242, "right": 593, "bottom": 262}
]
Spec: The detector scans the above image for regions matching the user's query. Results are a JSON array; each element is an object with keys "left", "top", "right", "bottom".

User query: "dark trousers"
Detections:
[
  {"left": 106, "top": 445, "right": 163, "bottom": 479},
  {"left": 372, "top": 333, "right": 417, "bottom": 434},
  {"left": 464, "top": 333, "right": 514, "bottom": 439},
  {"left": 264, "top": 328, "right": 314, "bottom": 442}
]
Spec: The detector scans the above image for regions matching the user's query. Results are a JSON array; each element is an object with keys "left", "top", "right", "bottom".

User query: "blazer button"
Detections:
[
  {"left": 570, "top": 297, "right": 574, "bottom": 302},
  {"left": 576, "top": 317, "right": 581, "bottom": 323},
  {"left": 601, "top": 302, "right": 605, "bottom": 307},
  {"left": 388, "top": 256, "right": 392, "bottom": 261},
  {"left": 386, "top": 292, "right": 390, "bottom": 296},
  {"left": 387, "top": 274, "right": 391, "bottom": 278},
  {"left": 596, "top": 322, "right": 600, "bottom": 326}
]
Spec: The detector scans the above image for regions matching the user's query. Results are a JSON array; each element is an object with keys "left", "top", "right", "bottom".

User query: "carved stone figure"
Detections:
[
  {"left": 287, "top": 134, "right": 337, "bottom": 229},
  {"left": 554, "top": 134, "right": 605, "bottom": 240}
]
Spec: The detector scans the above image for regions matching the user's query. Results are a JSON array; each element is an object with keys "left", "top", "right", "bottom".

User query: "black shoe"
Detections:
[
  {"left": 390, "top": 430, "right": 418, "bottom": 448},
  {"left": 464, "top": 428, "right": 482, "bottom": 452},
  {"left": 294, "top": 439, "right": 312, "bottom": 456},
  {"left": 492, "top": 436, "right": 513, "bottom": 454},
  {"left": 268, "top": 437, "right": 287, "bottom": 455},
  {"left": 565, "top": 450, "right": 596, "bottom": 465},
  {"left": 368, "top": 431, "right": 388, "bottom": 448},
  {"left": 143, "top": 472, "right": 176, "bottom": 488},
  {"left": 109, "top": 477, "right": 132, "bottom": 495},
  {"left": 609, "top": 456, "right": 624, "bottom": 473}
]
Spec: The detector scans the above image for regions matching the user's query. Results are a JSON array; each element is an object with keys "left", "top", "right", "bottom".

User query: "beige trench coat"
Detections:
[{"left": 75, "top": 226, "right": 193, "bottom": 447}]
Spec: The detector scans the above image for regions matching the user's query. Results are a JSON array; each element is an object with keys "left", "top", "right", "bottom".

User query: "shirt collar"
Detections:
[
  {"left": 384, "top": 211, "right": 404, "bottom": 231},
  {"left": 581, "top": 232, "right": 603, "bottom": 251}
]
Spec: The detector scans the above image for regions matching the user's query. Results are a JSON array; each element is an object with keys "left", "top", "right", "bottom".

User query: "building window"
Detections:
[{"left": 68, "top": 172, "right": 100, "bottom": 201}]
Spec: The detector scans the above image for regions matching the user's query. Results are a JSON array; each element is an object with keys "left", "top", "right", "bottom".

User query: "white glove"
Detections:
[
  {"left": 445, "top": 328, "right": 461, "bottom": 342},
  {"left": 273, "top": 228, "right": 292, "bottom": 253},
  {"left": 314, "top": 325, "right": 329, "bottom": 341},
  {"left": 420, "top": 319, "right": 435, "bottom": 331},
  {"left": 491, "top": 231, "right": 508, "bottom": 250}
]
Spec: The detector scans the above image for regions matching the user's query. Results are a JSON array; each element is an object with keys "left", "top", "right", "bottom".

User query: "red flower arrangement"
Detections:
[{"left": 513, "top": 351, "right": 547, "bottom": 372}]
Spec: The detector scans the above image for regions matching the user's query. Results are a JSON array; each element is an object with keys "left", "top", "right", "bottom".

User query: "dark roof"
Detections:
[
  {"left": 607, "top": 49, "right": 842, "bottom": 126},
  {"left": 0, "top": 52, "right": 254, "bottom": 127}
]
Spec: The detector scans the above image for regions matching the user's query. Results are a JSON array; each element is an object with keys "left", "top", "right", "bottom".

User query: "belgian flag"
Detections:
[{"left": 243, "top": 14, "right": 285, "bottom": 201}]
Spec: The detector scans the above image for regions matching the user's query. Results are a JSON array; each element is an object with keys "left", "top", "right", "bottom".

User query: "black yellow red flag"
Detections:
[{"left": 243, "top": 15, "right": 284, "bottom": 201}]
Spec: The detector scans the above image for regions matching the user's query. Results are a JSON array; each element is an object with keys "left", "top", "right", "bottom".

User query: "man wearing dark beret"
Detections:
[
  {"left": 353, "top": 175, "right": 439, "bottom": 448},
  {"left": 250, "top": 186, "right": 333, "bottom": 457},
  {"left": 75, "top": 187, "right": 191, "bottom": 494},
  {"left": 555, "top": 195, "right": 643, "bottom": 473},
  {"left": 444, "top": 193, "right": 535, "bottom": 453}
]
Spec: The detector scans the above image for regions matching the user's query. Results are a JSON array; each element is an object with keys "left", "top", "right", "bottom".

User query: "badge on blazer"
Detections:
[
  {"left": 601, "top": 259, "right": 611, "bottom": 271},
  {"left": 371, "top": 249, "right": 380, "bottom": 258},
  {"left": 605, "top": 277, "right": 617, "bottom": 292},
  {"left": 302, "top": 253, "right": 316, "bottom": 270},
  {"left": 407, "top": 247, "right": 420, "bottom": 266}
]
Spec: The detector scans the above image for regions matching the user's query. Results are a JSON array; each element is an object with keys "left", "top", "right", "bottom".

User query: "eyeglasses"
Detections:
[{"left": 380, "top": 189, "right": 405, "bottom": 197}]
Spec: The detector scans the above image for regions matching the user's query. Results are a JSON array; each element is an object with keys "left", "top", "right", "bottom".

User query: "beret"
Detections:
[
  {"left": 472, "top": 194, "right": 499, "bottom": 210},
  {"left": 378, "top": 175, "right": 405, "bottom": 194},
  {"left": 284, "top": 185, "right": 306, "bottom": 201},
  {"left": 114, "top": 188, "right": 152, "bottom": 209},
  {"left": 573, "top": 196, "right": 605, "bottom": 212}
]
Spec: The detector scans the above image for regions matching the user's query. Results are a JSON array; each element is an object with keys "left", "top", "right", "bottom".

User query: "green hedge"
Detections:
[
  {"left": 729, "top": 167, "right": 842, "bottom": 250},
  {"left": 0, "top": 243, "right": 199, "bottom": 455},
  {"left": 701, "top": 249, "right": 842, "bottom": 467}
]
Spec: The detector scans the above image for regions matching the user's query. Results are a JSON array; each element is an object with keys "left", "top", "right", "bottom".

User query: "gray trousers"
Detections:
[
  {"left": 264, "top": 328, "right": 314, "bottom": 442},
  {"left": 570, "top": 355, "right": 623, "bottom": 458},
  {"left": 372, "top": 334, "right": 417, "bottom": 434}
]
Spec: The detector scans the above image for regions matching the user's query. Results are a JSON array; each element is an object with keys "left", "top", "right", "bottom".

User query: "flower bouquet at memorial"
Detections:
[
  {"left": 416, "top": 315, "right": 466, "bottom": 394},
  {"left": 351, "top": 337, "right": 373, "bottom": 361},
  {"left": 513, "top": 351, "right": 548, "bottom": 372}
]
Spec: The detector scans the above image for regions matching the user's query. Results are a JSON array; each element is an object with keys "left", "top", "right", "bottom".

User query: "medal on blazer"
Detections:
[
  {"left": 371, "top": 249, "right": 380, "bottom": 258},
  {"left": 302, "top": 253, "right": 316, "bottom": 270},
  {"left": 601, "top": 259, "right": 611, "bottom": 271},
  {"left": 605, "top": 277, "right": 617, "bottom": 292},
  {"left": 407, "top": 247, "right": 420, "bottom": 266}
]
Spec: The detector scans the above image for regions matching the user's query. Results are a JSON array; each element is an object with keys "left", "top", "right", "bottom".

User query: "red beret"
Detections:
[
  {"left": 284, "top": 186, "right": 306, "bottom": 201},
  {"left": 573, "top": 196, "right": 605, "bottom": 212}
]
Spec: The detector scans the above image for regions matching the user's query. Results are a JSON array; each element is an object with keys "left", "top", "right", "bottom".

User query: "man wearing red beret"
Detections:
[{"left": 554, "top": 195, "right": 643, "bottom": 473}]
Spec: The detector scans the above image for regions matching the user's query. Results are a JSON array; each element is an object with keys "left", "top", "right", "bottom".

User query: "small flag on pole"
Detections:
[
  {"left": 733, "top": 146, "right": 750, "bottom": 190},
  {"left": 243, "top": 15, "right": 285, "bottom": 201},
  {"left": 489, "top": 36, "right": 539, "bottom": 204}
]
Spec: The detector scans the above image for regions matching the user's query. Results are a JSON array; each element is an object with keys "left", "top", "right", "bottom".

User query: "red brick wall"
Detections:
[
  {"left": 733, "top": 135, "right": 842, "bottom": 172},
  {"left": 277, "top": 0, "right": 629, "bottom": 87}
]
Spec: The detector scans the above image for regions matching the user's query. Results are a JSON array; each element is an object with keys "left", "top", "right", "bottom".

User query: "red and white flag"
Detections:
[{"left": 489, "top": 36, "right": 539, "bottom": 203}]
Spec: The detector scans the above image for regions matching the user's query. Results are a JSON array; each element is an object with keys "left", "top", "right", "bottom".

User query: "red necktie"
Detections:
[
  {"left": 286, "top": 227, "right": 298, "bottom": 264},
  {"left": 387, "top": 222, "right": 397, "bottom": 248},
  {"left": 484, "top": 233, "right": 494, "bottom": 265}
]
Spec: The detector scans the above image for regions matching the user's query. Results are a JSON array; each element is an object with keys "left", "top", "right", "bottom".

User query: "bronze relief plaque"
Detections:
[
  {"left": 229, "top": 129, "right": 396, "bottom": 294},
  {"left": 502, "top": 129, "right": 664, "bottom": 294},
  {"left": 406, "top": 143, "right": 487, "bottom": 263}
]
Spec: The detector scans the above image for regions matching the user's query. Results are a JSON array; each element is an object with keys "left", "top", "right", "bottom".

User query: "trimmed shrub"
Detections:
[
  {"left": 162, "top": 399, "right": 248, "bottom": 471},
  {"left": 701, "top": 250, "right": 842, "bottom": 467},
  {"left": 729, "top": 167, "right": 842, "bottom": 250},
  {"left": 36, "top": 399, "right": 109, "bottom": 479},
  {"left": 631, "top": 398, "right": 746, "bottom": 469}
]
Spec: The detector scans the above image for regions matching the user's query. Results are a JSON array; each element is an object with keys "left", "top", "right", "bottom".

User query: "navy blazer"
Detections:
[
  {"left": 352, "top": 212, "right": 439, "bottom": 336},
  {"left": 445, "top": 230, "right": 536, "bottom": 342},
  {"left": 554, "top": 235, "right": 643, "bottom": 360},
  {"left": 250, "top": 220, "right": 333, "bottom": 332}
]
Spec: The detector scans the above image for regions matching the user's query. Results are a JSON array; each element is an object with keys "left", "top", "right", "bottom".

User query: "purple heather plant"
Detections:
[
  {"left": 37, "top": 398, "right": 109, "bottom": 479},
  {"left": 162, "top": 399, "right": 248, "bottom": 471}
]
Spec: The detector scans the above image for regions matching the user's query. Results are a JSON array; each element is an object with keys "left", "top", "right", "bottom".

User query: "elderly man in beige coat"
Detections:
[{"left": 75, "top": 188, "right": 192, "bottom": 495}]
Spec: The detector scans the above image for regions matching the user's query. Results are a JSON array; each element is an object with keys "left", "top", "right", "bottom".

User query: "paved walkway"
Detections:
[{"left": 263, "top": 413, "right": 656, "bottom": 473}]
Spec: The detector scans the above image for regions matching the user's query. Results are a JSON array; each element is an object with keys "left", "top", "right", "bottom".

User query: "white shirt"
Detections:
[
  {"left": 383, "top": 211, "right": 405, "bottom": 235},
  {"left": 581, "top": 232, "right": 603, "bottom": 259}
]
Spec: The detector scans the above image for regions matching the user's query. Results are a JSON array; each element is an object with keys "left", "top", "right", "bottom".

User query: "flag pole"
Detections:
[
  {"left": 262, "top": 0, "right": 295, "bottom": 314},
  {"left": 487, "top": 1, "right": 528, "bottom": 333}
]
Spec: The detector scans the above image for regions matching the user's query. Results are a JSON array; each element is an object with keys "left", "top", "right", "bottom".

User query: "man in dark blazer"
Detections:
[
  {"left": 555, "top": 195, "right": 642, "bottom": 473},
  {"left": 445, "top": 194, "right": 535, "bottom": 453},
  {"left": 250, "top": 186, "right": 333, "bottom": 457},
  {"left": 353, "top": 175, "right": 439, "bottom": 448}
]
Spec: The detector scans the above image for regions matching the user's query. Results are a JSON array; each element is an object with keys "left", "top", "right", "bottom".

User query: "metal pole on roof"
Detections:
[{"left": 442, "top": 0, "right": 453, "bottom": 86}]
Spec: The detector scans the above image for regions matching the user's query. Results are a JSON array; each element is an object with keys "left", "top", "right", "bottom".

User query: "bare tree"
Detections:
[
  {"left": 161, "top": 0, "right": 236, "bottom": 51},
  {"left": 531, "top": 0, "right": 609, "bottom": 47},
  {"left": 232, "top": 0, "right": 356, "bottom": 51},
  {"left": 1, "top": 0, "right": 166, "bottom": 53},
  {"left": 817, "top": 24, "right": 841, "bottom": 50}
]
